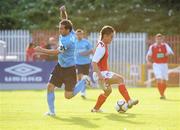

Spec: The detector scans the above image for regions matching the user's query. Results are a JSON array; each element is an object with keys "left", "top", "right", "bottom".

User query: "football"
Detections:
[{"left": 115, "top": 99, "right": 128, "bottom": 113}]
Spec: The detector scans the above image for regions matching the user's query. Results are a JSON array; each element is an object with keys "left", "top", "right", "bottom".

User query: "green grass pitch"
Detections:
[{"left": 0, "top": 87, "right": 180, "bottom": 130}]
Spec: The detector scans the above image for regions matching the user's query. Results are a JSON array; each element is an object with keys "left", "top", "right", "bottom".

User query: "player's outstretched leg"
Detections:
[
  {"left": 73, "top": 75, "right": 90, "bottom": 96},
  {"left": 106, "top": 74, "right": 139, "bottom": 108},
  {"left": 118, "top": 83, "right": 138, "bottom": 108},
  {"left": 91, "top": 86, "right": 112, "bottom": 112},
  {"left": 45, "top": 83, "right": 56, "bottom": 116},
  {"left": 64, "top": 75, "right": 90, "bottom": 99},
  {"left": 80, "top": 86, "right": 86, "bottom": 99},
  {"left": 73, "top": 79, "right": 86, "bottom": 96},
  {"left": 80, "top": 75, "right": 91, "bottom": 99}
]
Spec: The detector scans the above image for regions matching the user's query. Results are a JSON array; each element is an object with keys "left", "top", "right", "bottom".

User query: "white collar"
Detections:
[{"left": 98, "top": 40, "right": 105, "bottom": 45}]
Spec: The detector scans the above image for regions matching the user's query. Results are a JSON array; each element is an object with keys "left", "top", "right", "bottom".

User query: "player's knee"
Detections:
[
  {"left": 47, "top": 83, "right": 55, "bottom": 92},
  {"left": 118, "top": 77, "right": 124, "bottom": 84},
  {"left": 65, "top": 96, "right": 72, "bottom": 99},
  {"left": 64, "top": 93, "right": 73, "bottom": 99},
  {"left": 104, "top": 87, "right": 112, "bottom": 96},
  {"left": 78, "top": 74, "right": 83, "bottom": 81}
]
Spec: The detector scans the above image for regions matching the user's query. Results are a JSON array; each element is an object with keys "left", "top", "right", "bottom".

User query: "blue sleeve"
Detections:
[{"left": 86, "top": 40, "right": 93, "bottom": 50}]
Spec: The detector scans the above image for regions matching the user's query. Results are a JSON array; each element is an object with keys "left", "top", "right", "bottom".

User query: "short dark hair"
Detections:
[
  {"left": 60, "top": 19, "right": 73, "bottom": 32},
  {"left": 100, "top": 25, "right": 115, "bottom": 40}
]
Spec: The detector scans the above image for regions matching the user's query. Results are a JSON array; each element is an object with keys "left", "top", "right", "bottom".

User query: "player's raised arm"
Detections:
[{"left": 60, "top": 5, "right": 68, "bottom": 20}]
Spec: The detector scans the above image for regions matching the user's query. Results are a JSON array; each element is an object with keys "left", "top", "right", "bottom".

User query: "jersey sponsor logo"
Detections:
[
  {"left": 157, "top": 53, "right": 165, "bottom": 58},
  {"left": 5, "top": 63, "right": 42, "bottom": 77}
]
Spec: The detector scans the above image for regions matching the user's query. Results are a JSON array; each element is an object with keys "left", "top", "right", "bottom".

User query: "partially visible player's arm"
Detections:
[
  {"left": 146, "top": 45, "right": 153, "bottom": 63},
  {"left": 92, "top": 62, "right": 103, "bottom": 80},
  {"left": 165, "top": 43, "right": 174, "bottom": 56},
  {"left": 146, "top": 45, "right": 153, "bottom": 68},
  {"left": 146, "top": 55, "right": 153, "bottom": 63},
  {"left": 80, "top": 41, "right": 94, "bottom": 56},
  {"left": 34, "top": 46, "right": 60, "bottom": 55},
  {"left": 60, "top": 5, "right": 68, "bottom": 20},
  {"left": 92, "top": 44, "right": 105, "bottom": 80}
]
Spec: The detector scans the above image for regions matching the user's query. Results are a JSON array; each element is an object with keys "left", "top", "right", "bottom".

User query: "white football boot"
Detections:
[
  {"left": 44, "top": 111, "right": 56, "bottom": 116},
  {"left": 91, "top": 108, "right": 103, "bottom": 113},
  {"left": 127, "top": 99, "right": 139, "bottom": 108}
]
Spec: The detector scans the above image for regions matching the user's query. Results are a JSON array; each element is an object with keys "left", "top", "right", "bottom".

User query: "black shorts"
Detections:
[
  {"left": 76, "top": 64, "right": 90, "bottom": 75},
  {"left": 49, "top": 63, "right": 77, "bottom": 91}
]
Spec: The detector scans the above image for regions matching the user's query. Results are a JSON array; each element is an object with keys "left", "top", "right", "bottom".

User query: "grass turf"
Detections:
[{"left": 0, "top": 87, "right": 180, "bottom": 130}]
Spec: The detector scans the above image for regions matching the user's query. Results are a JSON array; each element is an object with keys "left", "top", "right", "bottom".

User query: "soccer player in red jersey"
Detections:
[
  {"left": 146, "top": 33, "right": 174, "bottom": 99},
  {"left": 91, "top": 26, "right": 139, "bottom": 112}
]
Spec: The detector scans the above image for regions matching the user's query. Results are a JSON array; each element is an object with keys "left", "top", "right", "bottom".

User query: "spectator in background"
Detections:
[
  {"left": 35, "top": 39, "right": 48, "bottom": 61},
  {"left": 45, "top": 37, "right": 58, "bottom": 61},
  {"left": 26, "top": 42, "right": 36, "bottom": 61}
]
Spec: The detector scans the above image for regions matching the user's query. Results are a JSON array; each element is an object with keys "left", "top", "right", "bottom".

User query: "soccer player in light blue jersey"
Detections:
[
  {"left": 75, "top": 29, "right": 93, "bottom": 98},
  {"left": 34, "top": 6, "right": 88, "bottom": 116}
]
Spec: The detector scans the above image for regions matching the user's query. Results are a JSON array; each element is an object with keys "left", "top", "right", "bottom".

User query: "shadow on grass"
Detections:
[
  {"left": 82, "top": 98, "right": 96, "bottom": 102},
  {"left": 52, "top": 116, "right": 99, "bottom": 128},
  {"left": 102, "top": 112, "right": 145, "bottom": 124},
  {"left": 163, "top": 99, "right": 180, "bottom": 102}
]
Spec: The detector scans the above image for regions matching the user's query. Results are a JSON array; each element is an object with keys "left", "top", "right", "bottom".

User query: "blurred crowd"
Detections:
[{"left": 26, "top": 37, "right": 58, "bottom": 61}]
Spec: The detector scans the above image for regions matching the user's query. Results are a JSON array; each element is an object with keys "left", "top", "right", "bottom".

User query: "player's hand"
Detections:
[
  {"left": 60, "top": 5, "right": 66, "bottom": 11},
  {"left": 34, "top": 46, "right": 42, "bottom": 52},
  {"left": 98, "top": 73, "right": 105, "bottom": 84},
  {"left": 147, "top": 61, "right": 152, "bottom": 69}
]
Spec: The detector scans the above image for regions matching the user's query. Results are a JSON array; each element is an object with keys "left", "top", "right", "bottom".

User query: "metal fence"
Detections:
[
  {"left": 0, "top": 40, "right": 6, "bottom": 61},
  {"left": 0, "top": 30, "right": 31, "bottom": 61}
]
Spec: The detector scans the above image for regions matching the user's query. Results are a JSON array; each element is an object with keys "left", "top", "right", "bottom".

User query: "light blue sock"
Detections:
[
  {"left": 81, "top": 84, "right": 86, "bottom": 95},
  {"left": 73, "top": 79, "right": 86, "bottom": 96},
  {"left": 47, "top": 92, "right": 55, "bottom": 113}
]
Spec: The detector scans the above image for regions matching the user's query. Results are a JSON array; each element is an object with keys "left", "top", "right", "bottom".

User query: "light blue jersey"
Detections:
[
  {"left": 58, "top": 31, "right": 76, "bottom": 67},
  {"left": 75, "top": 38, "right": 93, "bottom": 65}
]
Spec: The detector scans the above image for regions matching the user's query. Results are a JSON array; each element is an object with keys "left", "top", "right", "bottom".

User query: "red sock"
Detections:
[
  {"left": 118, "top": 84, "right": 131, "bottom": 102},
  {"left": 157, "top": 82, "right": 164, "bottom": 96},
  {"left": 162, "top": 82, "right": 167, "bottom": 95},
  {"left": 94, "top": 93, "right": 107, "bottom": 110}
]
